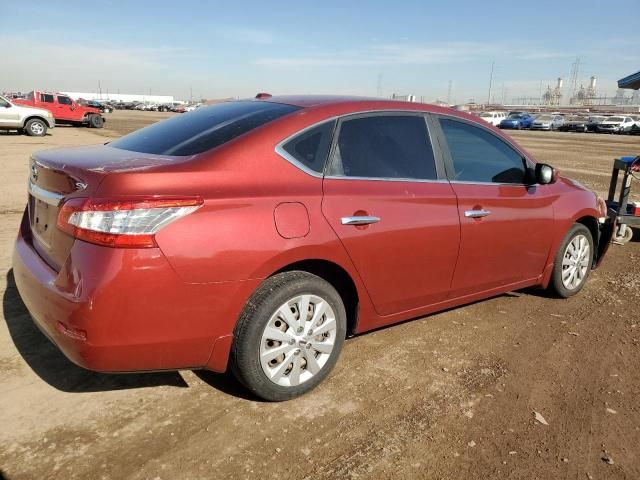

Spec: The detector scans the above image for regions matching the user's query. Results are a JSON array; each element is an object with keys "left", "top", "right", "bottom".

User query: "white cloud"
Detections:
[{"left": 216, "top": 27, "right": 277, "bottom": 45}]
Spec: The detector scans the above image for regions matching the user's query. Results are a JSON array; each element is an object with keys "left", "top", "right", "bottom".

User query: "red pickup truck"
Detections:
[{"left": 15, "top": 91, "right": 105, "bottom": 128}]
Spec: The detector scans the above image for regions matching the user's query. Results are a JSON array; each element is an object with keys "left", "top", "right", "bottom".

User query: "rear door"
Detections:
[
  {"left": 433, "top": 116, "right": 554, "bottom": 298},
  {"left": 321, "top": 112, "right": 460, "bottom": 316}
]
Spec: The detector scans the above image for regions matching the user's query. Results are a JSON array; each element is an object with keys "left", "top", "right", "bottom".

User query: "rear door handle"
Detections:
[
  {"left": 464, "top": 209, "right": 492, "bottom": 218},
  {"left": 341, "top": 216, "right": 381, "bottom": 226}
]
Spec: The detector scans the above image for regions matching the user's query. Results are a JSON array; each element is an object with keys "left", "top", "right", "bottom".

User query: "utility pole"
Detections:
[
  {"left": 98, "top": 80, "right": 102, "bottom": 99},
  {"left": 190, "top": 86, "right": 193, "bottom": 103},
  {"left": 447, "top": 80, "right": 452, "bottom": 105},
  {"left": 487, "top": 62, "right": 495, "bottom": 105}
]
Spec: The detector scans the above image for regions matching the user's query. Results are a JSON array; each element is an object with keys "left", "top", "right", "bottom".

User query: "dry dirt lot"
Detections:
[{"left": 1, "top": 111, "right": 639, "bottom": 480}]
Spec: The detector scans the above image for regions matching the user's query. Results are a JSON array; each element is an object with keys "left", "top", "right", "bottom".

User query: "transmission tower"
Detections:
[{"left": 569, "top": 56, "right": 581, "bottom": 103}]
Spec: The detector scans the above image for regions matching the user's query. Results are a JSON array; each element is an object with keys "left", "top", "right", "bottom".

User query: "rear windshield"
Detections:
[
  {"left": 111, "top": 101, "right": 300, "bottom": 156},
  {"left": 608, "top": 117, "right": 624, "bottom": 122}
]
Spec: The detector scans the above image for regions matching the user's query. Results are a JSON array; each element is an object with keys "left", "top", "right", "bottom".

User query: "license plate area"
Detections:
[{"left": 30, "top": 196, "right": 59, "bottom": 248}]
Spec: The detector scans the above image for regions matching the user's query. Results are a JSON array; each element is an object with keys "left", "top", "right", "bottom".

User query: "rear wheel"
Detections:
[
  {"left": 24, "top": 118, "right": 47, "bottom": 137},
  {"left": 549, "top": 224, "right": 594, "bottom": 298},
  {"left": 88, "top": 114, "right": 104, "bottom": 128},
  {"left": 231, "top": 271, "right": 346, "bottom": 401}
]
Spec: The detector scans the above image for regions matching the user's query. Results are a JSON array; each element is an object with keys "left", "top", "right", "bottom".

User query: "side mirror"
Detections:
[
  {"left": 1, "top": 103, "right": 10, "bottom": 108},
  {"left": 535, "top": 163, "right": 557, "bottom": 184}
]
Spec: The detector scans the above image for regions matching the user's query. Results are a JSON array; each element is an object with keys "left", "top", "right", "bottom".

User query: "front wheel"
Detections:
[
  {"left": 231, "top": 271, "right": 347, "bottom": 401},
  {"left": 549, "top": 224, "right": 594, "bottom": 298},
  {"left": 24, "top": 118, "right": 47, "bottom": 137},
  {"left": 88, "top": 114, "right": 104, "bottom": 128}
]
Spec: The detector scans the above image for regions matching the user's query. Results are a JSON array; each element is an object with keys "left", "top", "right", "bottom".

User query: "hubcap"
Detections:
[
  {"left": 31, "top": 122, "right": 44, "bottom": 135},
  {"left": 259, "top": 294, "right": 337, "bottom": 387},
  {"left": 561, "top": 234, "right": 590, "bottom": 290}
]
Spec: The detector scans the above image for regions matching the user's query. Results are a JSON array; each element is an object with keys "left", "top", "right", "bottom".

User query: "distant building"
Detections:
[{"left": 61, "top": 92, "right": 176, "bottom": 104}]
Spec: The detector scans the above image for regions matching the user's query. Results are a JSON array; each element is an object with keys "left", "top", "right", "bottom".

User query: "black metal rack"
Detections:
[{"left": 606, "top": 156, "right": 640, "bottom": 243}]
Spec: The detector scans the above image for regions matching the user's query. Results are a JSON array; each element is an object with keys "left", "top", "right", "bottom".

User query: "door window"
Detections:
[
  {"left": 281, "top": 120, "right": 335, "bottom": 174},
  {"left": 328, "top": 115, "right": 437, "bottom": 180},
  {"left": 41, "top": 94, "right": 54, "bottom": 103},
  {"left": 439, "top": 118, "right": 527, "bottom": 184},
  {"left": 57, "top": 96, "right": 73, "bottom": 105},
  {"left": 0, "top": 97, "right": 10, "bottom": 108}
]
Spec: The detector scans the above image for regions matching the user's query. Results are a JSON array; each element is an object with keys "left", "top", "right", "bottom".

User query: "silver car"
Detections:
[{"left": 531, "top": 114, "right": 565, "bottom": 131}]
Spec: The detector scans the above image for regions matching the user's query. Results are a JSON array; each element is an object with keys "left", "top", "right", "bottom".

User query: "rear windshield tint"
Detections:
[{"left": 111, "top": 101, "right": 300, "bottom": 156}]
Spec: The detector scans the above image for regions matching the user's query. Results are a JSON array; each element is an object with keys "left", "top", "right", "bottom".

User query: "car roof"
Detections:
[{"left": 263, "top": 95, "right": 410, "bottom": 108}]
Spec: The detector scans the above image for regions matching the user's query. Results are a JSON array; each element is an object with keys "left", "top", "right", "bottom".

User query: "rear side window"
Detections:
[
  {"left": 41, "top": 94, "right": 54, "bottom": 103},
  {"left": 112, "top": 101, "right": 300, "bottom": 156},
  {"left": 439, "top": 118, "right": 527, "bottom": 184},
  {"left": 328, "top": 115, "right": 437, "bottom": 180},
  {"left": 57, "top": 96, "right": 72, "bottom": 105},
  {"left": 281, "top": 121, "right": 335, "bottom": 174}
]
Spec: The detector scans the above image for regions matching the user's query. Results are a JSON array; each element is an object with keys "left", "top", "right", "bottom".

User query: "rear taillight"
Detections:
[{"left": 57, "top": 197, "right": 202, "bottom": 248}]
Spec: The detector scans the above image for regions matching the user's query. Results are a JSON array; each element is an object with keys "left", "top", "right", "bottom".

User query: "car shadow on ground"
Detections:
[{"left": 3, "top": 269, "right": 188, "bottom": 393}]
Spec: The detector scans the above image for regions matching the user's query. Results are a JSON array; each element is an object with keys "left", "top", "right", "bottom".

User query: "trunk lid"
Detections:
[{"left": 28, "top": 145, "right": 185, "bottom": 270}]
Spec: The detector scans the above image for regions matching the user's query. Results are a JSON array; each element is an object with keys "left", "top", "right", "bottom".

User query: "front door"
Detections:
[
  {"left": 321, "top": 113, "right": 460, "bottom": 316},
  {"left": 56, "top": 95, "right": 77, "bottom": 121},
  {"left": 434, "top": 116, "right": 554, "bottom": 298},
  {"left": 0, "top": 97, "right": 21, "bottom": 127}
]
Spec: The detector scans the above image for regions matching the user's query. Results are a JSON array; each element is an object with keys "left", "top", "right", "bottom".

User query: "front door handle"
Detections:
[
  {"left": 341, "top": 216, "right": 381, "bottom": 226},
  {"left": 464, "top": 209, "right": 492, "bottom": 218}
]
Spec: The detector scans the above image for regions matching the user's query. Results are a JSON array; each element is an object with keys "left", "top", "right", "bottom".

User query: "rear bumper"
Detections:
[{"left": 12, "top": 215, "right": 259, "bottom": 373}]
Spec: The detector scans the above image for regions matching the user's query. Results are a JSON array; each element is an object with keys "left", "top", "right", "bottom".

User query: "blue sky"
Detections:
[{"left": 4, "top": 0, "right": 639, "bottom": 102}]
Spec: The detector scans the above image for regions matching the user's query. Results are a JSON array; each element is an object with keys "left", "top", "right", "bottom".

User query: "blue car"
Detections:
[{"left": 498, "top": 113, "right": 534, "bottom": 130}]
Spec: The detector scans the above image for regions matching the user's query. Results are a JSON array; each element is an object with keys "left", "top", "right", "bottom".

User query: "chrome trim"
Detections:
[
  {"left": 325, "top": 175, "right": 448, "bottom": 183},
  {"left": 341, "top": 216, "right": 381, "bottom": 226},
  {"left": 449, "top": 180, "right": 536, "bottom": 187},
  {"left": 28, "top": 181, "right": 64, "bottom": 206},
  {"left": 464, "top": 209, "right": 491, "bottom": 218}
]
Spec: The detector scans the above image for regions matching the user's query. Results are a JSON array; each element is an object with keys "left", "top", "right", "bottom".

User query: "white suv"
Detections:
[
  {"left": 0, "top": 95, "right": 55, "bottom": 136},
  {"left": 477, "top": 111, "right": 507, "bottom": 126}
]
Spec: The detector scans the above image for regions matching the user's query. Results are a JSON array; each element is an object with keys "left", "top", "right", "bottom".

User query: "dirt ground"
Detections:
[{"left": 1, "top": 111, "right": 639, "bottom": 480}]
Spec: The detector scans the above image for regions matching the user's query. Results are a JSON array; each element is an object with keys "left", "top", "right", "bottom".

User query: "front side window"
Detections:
[
  {"left": 112, "top": 101, "right": 300, "bottom": 156},
  {"left": 328, "top": 115, "right": 437, "bottom": 180},
  {"left": 41, "top": 94, "right": 54, "bottom": 103},
  {"left": 281, "top": 121, "right": 335, "bottom": 174},
  {"left": 57, "top": 96, "right": 73, "bottom": 105},
  {"left": 439, "top": 118, "right": 527, "bottom": 184},
  {"left": 0, "top": 96, "right": 10, "bottom": 108}
]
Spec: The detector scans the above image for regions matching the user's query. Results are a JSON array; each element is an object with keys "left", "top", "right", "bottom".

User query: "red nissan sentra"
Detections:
[{"left": 13, "top": 96, "right": 614, "bottom": 400}]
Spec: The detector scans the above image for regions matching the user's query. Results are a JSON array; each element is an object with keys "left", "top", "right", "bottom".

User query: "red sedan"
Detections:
[{"left": 13, "top": 96, "right": 613, "bottom": 400}]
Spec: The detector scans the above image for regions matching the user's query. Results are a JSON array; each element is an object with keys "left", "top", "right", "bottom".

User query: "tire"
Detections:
[
  {"left": 613, "top": 225, "right": 634, "bottom": 244},
  {"left": 230, "top": 271, "right": 347, "bottom": 401},
  {"left": 24, "top": 118, "right": 47, "bottom": 137},
  {"left": 88, "top": 114, "right": 104, "bottom": 128},
  {"left": 549, "top": 223, "right": 594, "bottom": 298}
]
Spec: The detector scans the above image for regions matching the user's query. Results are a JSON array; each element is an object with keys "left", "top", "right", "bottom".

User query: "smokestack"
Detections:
[
  {"left": 589, "top": 76, "right": 597, "bottom": 89},
  {"left": 556, "top": 77, "right": 563, "bottom": 89}
]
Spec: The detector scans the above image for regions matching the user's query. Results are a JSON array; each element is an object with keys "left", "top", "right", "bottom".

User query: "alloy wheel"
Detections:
[{"left": 30, "top": 122, "right": 44, "bottom": 135}]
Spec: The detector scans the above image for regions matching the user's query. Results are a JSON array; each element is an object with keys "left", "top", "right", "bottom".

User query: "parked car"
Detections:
[
  {"left": 13, "top": 96, "right": 613, "bottom": 401},
  {"left": 14, "top": 91, "right": 105, "bottom": 128},
  {"left": 478, "top": 111, "right": 507, "bottom": 126},
  {"left": 86, "top": 101, "right": 114, "bottom": 113},
  {"left": 498, "top": 113, "right": 534, "bottom": 130},
  {"left": 630, "top": 123, "right": 640, "bottom": 135},
  {"left": 530, "top": 114, "right": 565, "bottom": 131},
  {"left": 596, "top": 116, "right": 636, "bottom": 134},
  {"left": 558, "top": 115, "right": 591, "bottom": 132},
  {"left": 586, "top": 115, "right": 607, "bottom": 132},
  {"left": 0, "top": 94, "right": 55, "bottom": 136}
]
